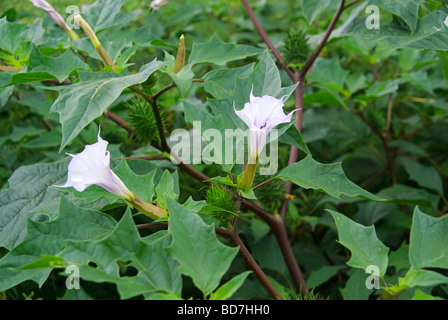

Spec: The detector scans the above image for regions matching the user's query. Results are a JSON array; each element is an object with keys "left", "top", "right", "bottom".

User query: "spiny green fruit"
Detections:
[
  {"left": 253, "top": 175, "right": 285, "bottom": 213},
  {"left": 282, "top": 28, "right": 310, "bottom": 70},
  {"left": 125, "top": 97, "right": 163, "bottom": 144},
  {"left": 205, "top": 185, "right": 238, "bottom": 222}
]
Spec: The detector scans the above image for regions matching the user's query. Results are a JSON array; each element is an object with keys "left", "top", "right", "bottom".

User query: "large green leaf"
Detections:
[
  {"left": 165, "top": 198, "right": 238, "bottom": 296},
  {"left": 5, "top": 47, "right": 89, "bottom": 85},
  {"left": 393, "top": 268, "right": 448, "bottom": 292},
  {"left": 409, "top": 206, "right": 448, "bottom": 270},
  {"left": 368, "top": 0, "right": 423, "bottom": 33},
  {"left": 49, "top": 59, "right": 168, "bottom": 150},
  {"left": 0, "top": 158, "right": 70, "bottom": 250},
  {"left": 376, "top": 184, "right": 440, "bottom": 208},
  {"left": 0, "top": 17, "right": 27, "bottom": 53},
  {"left": 81, "top": 0, "right": 135, "bottom": 32},
  {"left": 209, "top": 271, "right": 252, "bottom": 300},
  {"left": 0, "top": 196, "right": 116, "bottom": 291},
  {"left": 402, "top": 159, "right": 443, "bottom": 195},
  {"left": 329, "top": 210, "right": 389, "bottom": 276},
  {"left": 342, "top": 9, "right": 448, "bottom": 50},
  {"left": 276, "top": 156, "right": 383, "bottom": 201},
  {"left": 59, "top": 211, "right": 182, "bottom": 299},
  {"left": 301, "top": 0, "right": 332, "bottom": 24},
  {"left": 188, "top": 34, "right": 263, "bottom": 66}
]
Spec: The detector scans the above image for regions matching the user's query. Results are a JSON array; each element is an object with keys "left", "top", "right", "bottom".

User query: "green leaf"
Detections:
[
  {"left": 368, "top": 0, "right": 423, "bottom": 33},
  {"left": 5, "top": 47, "right": 88, "bottom": 85},
  {"left": 203, "top": 64, "right": 255, "bottom": 99},
  {"left": 82, "top": 0, "right": 135, "bottom": 32},
  {"left": 340, "top": 269, "right": 372, "bottom": 300},
  {"left": 48, "top": 59, "right": 168, "bottom": 150},
  {"left": 160, "top": 51, "right": 194, "bottom": 97},
  {"left": 61, "top": 212, "right": 182, "bottom": 299},
  {"left": 0, "top": 126, "right": 45, "bottom": 145},
  {"left": 0, "top": 158, "right": 70, "bottom": 250},
  {"left": 329, "top": 210, "right": 389, "bottom": 276},
  {"left": 393, "top": 268, "right": 448, "bottom": 292},
  {"left": 412, "top": 288, "right": 444, "bottom": 300},
  {"left": 308, "top": 57, "right": 349, "bottom": 89},
  {"left": 276, "top": 156, "right": 383, "bottom": 201},
  {"left": 389, "top": 242, "right": 411, "bottom": 272},
  {"left": 409, "top": 206, "right": 448, "bottom": 270},
  {"left": 342, "top": 9, "right": 448, "bottom": 51},
  {"left": 210, "top": 271, "right": 252, "bottom": 300},
  {"left": 306, "top": 265, "right": 345, "bottom": 288},
  {"left": 0, "top": 72, "right": 14, "bottom": 107},
  {"left": 402, "top": 159, "right": 443, "bottom": 195},
  {"left": 376, "top": 184, "right": 440, "bottom": 208},
  {"left": 188, "top": 34, "right": 263, "bottom": 66},
  {"left": 0, "top": 17, "right": 27, "bottom": 53},
  {"left": 0, "top": 196, "right": 116, "bottom": 291},
  {"left": 155, "top": 170, "right": 179, "bottom": 209},
  {"left": 301, "top": 0, "right": 331, "bottom": 24},
  {"left": 164, "top": 64, "right": 194, "bottom": 97},
  {"left": 165, "top": 198, "right": 238, "bottom": 295}
]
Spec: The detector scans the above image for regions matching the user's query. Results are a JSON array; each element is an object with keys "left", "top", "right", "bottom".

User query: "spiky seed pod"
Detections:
[
  {"left": 253, "top": 175, "right": 285, "bottom": 213},
  {"left": 125, "top": 97, "right": 162, "bottom": 144},
  {"left": 282, "top": 28, "right": 310, "bottom": 71},
  {"left": 205, "top": 185, "right": 238, "bottom": 222}
]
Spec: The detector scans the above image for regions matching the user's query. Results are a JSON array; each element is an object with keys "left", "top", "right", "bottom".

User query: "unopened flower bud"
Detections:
[{"left": 29, "top": 0, "right": 79, "bottom": 40}]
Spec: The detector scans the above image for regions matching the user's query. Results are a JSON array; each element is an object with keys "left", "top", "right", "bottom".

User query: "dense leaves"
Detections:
[{"left": 0, "top": 0, "right": 447, "bottom": 301}]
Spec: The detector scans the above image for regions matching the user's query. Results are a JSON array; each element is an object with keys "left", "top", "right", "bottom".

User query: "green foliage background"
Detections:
[{"left": 0, "top": 0, "right": 448, "bottom": 301}]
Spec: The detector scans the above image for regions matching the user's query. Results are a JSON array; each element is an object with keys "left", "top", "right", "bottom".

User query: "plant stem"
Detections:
[
  {"left": 131, "top": 86, "right": 169, "bottom": 150},
  {"left": 103, "top": 109, "right": 134, "bottom": 133},
  {"left": 299, "top": 0, "right": 346, "bottom": 80},
  {"left": 241, "top": 0, "right": 295, "bottom": 80},
  {"left": 357, "top": 111, "right": 397, "bottom": 184},
  {"left": 153, "top": 79, "right": 204, "bottom": 100},
  {"left": 226, "top": 229, "right": 283, "bottom": 300}
]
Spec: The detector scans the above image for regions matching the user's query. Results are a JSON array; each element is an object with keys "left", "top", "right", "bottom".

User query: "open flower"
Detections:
[
  {"left": 61, "top": 131, "right": 133, "bottom": 200},
  {"left": 234, "top": 89, "right": 297, "bottom": 190},
  {"left": 60, "top": 130, "right": 166, "bottom": 220},
  {"left": 234, "top": 89, "right": 296, "bottom": 160}
]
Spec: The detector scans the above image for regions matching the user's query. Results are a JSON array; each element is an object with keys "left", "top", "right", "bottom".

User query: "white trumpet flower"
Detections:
[
  {"left": 234, "top": 89, "right": 296, "bottom": 161},
  {"left": 61, "top": 131, "right": 132, "bottom": 200},
  {"left": 234, "top": 89, "right": 297, "bottom": 190},
  {"left": 60, "top": 130, "right": 166, "bottom": 220}
]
